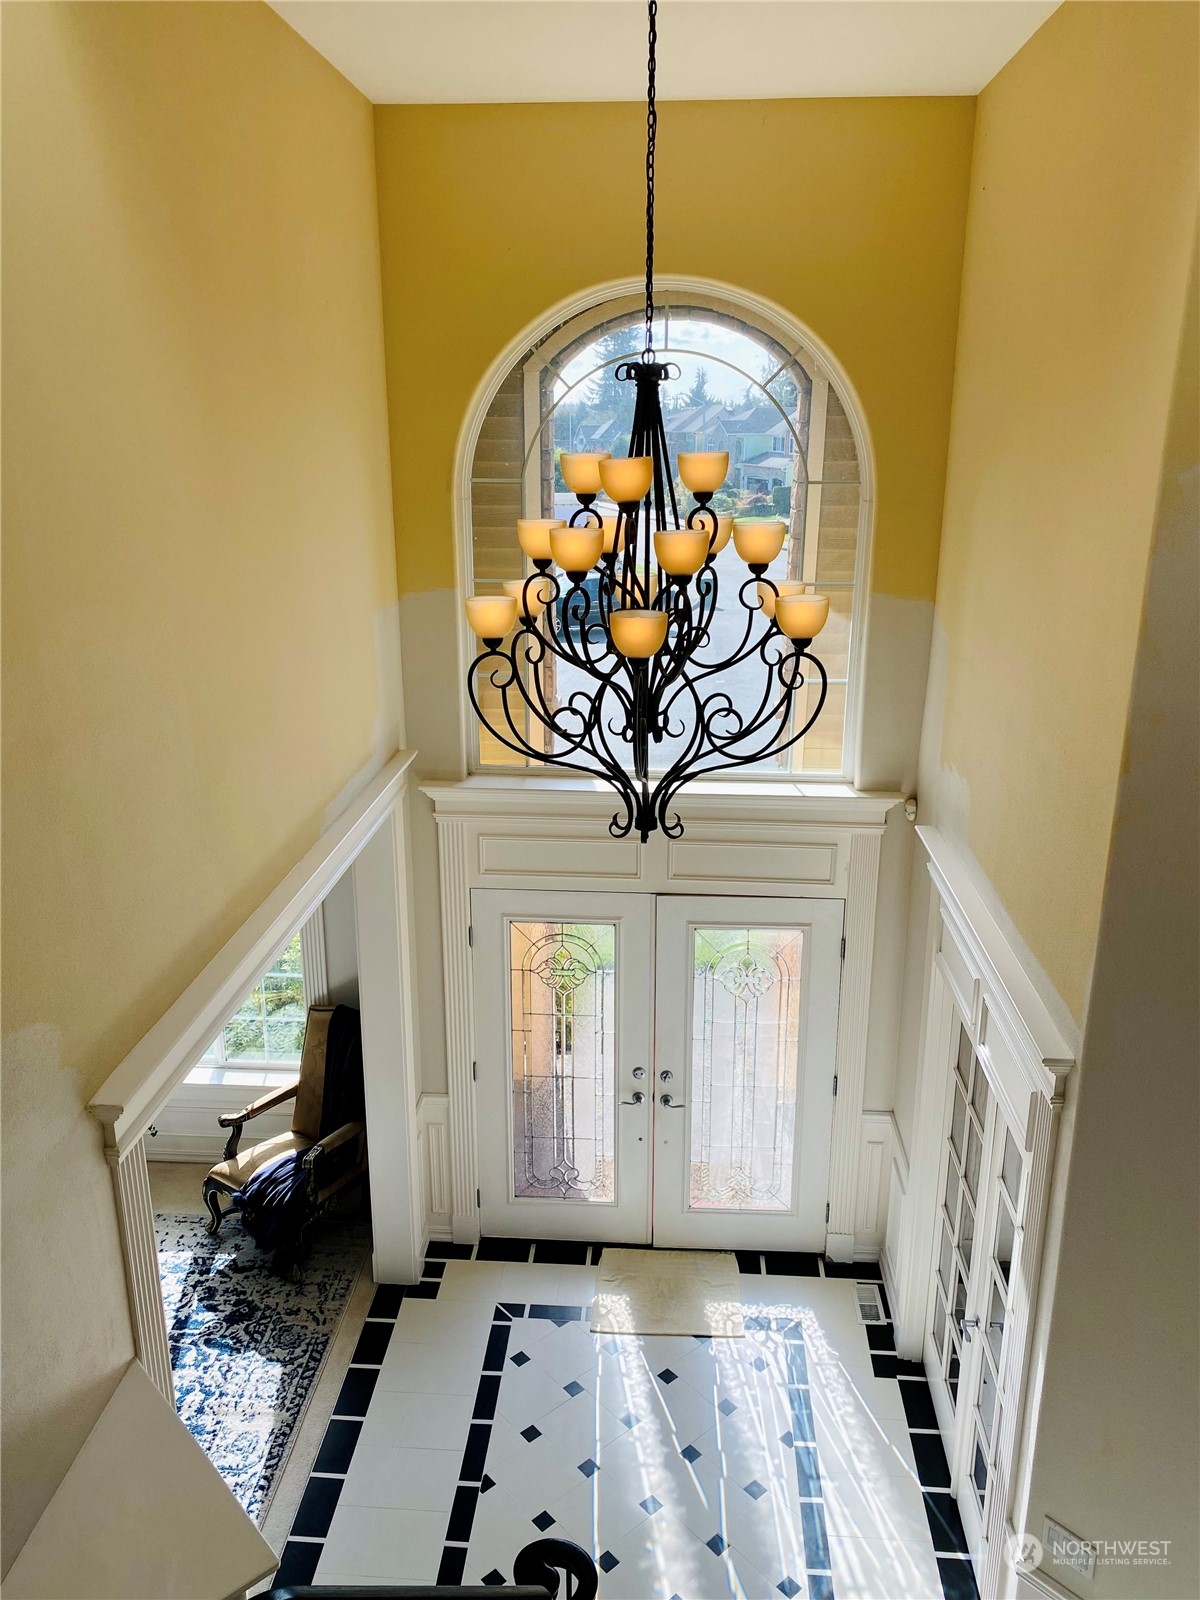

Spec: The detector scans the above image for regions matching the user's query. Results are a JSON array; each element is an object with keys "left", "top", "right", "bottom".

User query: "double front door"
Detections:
[{"left": 471, "top": 891, "right": 844, "bottom": 1250}]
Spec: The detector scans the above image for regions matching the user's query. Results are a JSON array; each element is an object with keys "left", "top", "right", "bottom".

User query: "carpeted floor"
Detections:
[{"left": 156, "top": 1208, "right": 369, "bottom": 1521}]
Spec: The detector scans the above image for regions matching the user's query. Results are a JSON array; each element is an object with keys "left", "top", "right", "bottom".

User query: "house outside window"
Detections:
[{"left": 465, "top": 287, "right": 869, "bottom": 778}]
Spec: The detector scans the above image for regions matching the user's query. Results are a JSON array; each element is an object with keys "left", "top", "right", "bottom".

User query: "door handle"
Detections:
[
  {"left": 960, "top": 1316, "right": 980, "bottom": 1342},
  {"left": 660, "top": 1094, "right": 685, "bottom": 1109},
  {"left": 621, "top": 1091, "right": 646, "bottom": 1106}
]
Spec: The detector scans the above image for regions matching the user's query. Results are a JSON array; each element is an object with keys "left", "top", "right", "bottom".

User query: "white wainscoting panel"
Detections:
[
  {"left": 419, "top": 1093, "right": 452, "bottom": 1240},
  {"left": 146, "top": 1084, "right": 293, "bottom": 1166},
  {"left": 854, "top": 1111, "right": 899, "bottom": 1258},
  {"left": 882, "top": 1128, "right": 910, "bottom": 1308}
]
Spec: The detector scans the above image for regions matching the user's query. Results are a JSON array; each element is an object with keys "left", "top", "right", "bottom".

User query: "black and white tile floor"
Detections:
[{"left": 275, "top": 1243, "right": 979, "bottom": 1600}]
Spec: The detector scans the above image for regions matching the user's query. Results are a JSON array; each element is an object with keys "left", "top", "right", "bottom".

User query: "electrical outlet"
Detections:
[{"left": 1044, "top": 1518, "right": 1097, "bottom": 1580}]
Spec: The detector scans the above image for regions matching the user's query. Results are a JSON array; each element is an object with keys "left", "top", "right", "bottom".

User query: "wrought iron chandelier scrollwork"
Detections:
[{"left": 463, "top": 0, "right": 831, "bottom": 842}]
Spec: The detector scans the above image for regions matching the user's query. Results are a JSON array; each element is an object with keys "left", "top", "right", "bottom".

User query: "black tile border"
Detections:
[
  {"left": 436, "top": 1299, "right": 594, "bottom": 1584},
  {"left": 278, "top": 1240, "right": 973, "bottom": 1596},
  {"left": 883, "top": 1311, "right": 980, "bottom": 1600}
]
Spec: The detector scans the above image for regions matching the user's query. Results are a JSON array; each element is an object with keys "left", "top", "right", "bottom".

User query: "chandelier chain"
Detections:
[{"left": 643, "top": 0, "right": 658, "bottom": 360}]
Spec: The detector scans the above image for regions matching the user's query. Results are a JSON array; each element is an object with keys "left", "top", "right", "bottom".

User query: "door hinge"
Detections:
[
  {"left": 833, "top": 1074, "right": 838, "bottom": 1096},
  {"left": 468, "top": 924, "right": 473, "bottom": 947},
  {"left": 825, "top": 1202, "right": 830, "bottom": 1224},
  {"left": 476, "top": 1188, "right": 481, "bottom": 1207},
  {"left": 840, "top": 936, "right": 846, "bottom": 960},
  {"left": 472, "top": 1060, "right": 477, "bottom": 1082}
]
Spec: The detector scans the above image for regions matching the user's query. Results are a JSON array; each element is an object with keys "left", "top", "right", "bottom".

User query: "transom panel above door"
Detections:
[{"left": 471, "top": 890, "right": 843, "bottom": 1251}]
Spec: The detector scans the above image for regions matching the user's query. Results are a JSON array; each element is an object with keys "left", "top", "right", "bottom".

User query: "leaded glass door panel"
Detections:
[
  {"left": 472, "top": 891, "right": 654, "bottom": 1242},
  {"left": 651, "top": 896, "right": 844, "bottom": 1250}
]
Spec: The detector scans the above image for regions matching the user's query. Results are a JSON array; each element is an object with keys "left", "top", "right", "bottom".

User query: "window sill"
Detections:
[{"left": 183, "top": 1063, "right": 298, "bottom": 1092}]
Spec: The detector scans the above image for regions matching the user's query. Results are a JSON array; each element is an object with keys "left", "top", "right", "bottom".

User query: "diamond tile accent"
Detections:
[
  {"left": 480, "top": 1474, "right": 496, "bottom": 1494},
  {"left": 752, "top": 1356, "right": 768, "bottom": 1371},
  {"left": 601, "top": 1339, "right": 620, "bottom": 1355},
  {"left": 618, "top": 1411, "right": 640, "bottom": 1430},
  {"left": 482, "top": 1571, "right": 506, "bottom": 1587},
  {"left": 718, "top": 1397, "right": 738, "bottom": 1416},
  {"left": 578, "top": 1457, "right": 599, "bottom": 1477},
  {"left": 598, "top": 1552, "right": 620, "bottom": 1573},
  {"left": 706, "top": 1534, "right": 728, "bottom": 1556},
  {"left": 639, "top": 1495, "right": 663, "bottom": 1515},
  {"left": 510, "top": 1351, "right": 530, "bottom": 1367},
  {"left": 777, "top": 1579, "right": 802, "bottom": 1598},
  {"left": 563, "top": 1381, "right": 584, "bottom": 1397},
  {"left": 681, "top": 1444, "right": 703, "bottom": 1463},
  {"left": 780, "top": 1430, "right": 795, "bottom": 1449},
  {"left": 532, "top": 1510, "right": 555, "bottom": 1532},
  {"left": 520, "top": 1425, "right": 542, "bottom": 1443},
  {"left": 657, "top": 1367, "right": 678, "bottom": 1384},
  {"left": 743, "top": 1479, "right": 768, "bottom": 1500}
]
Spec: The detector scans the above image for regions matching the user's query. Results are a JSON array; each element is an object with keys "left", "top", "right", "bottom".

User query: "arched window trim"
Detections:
[{"left": 452, "top": 274, "right": 876, "bottom": 785}]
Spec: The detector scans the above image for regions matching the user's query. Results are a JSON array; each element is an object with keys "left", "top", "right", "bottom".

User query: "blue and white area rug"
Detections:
[{"left": 155, "top": 1210, "right": 368, "bottom": 1520}]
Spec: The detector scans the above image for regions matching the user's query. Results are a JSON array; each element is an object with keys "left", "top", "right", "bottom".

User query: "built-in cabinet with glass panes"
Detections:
[{"left": 927, "top": 1021, "right": 1027, "bottom": 1553}]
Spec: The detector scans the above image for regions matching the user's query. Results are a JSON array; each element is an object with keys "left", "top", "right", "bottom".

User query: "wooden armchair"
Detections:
[{"left": 202, "top": 1004, "right": 366, "bottom": 1244}]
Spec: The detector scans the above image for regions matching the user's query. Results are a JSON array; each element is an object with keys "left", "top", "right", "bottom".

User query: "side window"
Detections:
[{"left": 193, "top": 932, "right": 307, "bottom": 1074}]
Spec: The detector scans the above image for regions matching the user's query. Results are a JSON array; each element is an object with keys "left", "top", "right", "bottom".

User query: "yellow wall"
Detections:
[
  {"left": 1, "top": 0, "right": 397, "bottom": 1562},
  {"left": 374, "top": 96, "right": 976, "bottom": 602},
  {"left": 921, "top": 0, "right": 1199, "bottom": 1025}
]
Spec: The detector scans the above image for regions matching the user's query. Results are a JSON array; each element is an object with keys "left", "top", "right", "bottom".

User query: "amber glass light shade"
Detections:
[
  {"left": 677, "top": 451, "right": 729, "bottom": 494},
  {"left": 550, "top": 524, "right": 604, "bottom": 573},
  {"left": 465, "top": 594, "right": 518, "bottom": 641},
  {"left": 774, "top": 592, "right": 830, "bottom": 640},
  {"left": 599, "top": 456, "right": 653, "bottom": 504},
  {"left": 710, "top": 514, "right": 734, "bottom": 554},
  {"left": 560, "top": 452, "right": 611, "bottom": 496},
  {"left": 503, "top": 575, "right": 554, "bottom": 619},
  {"left": 733, "top": 519, "right": 787, "bottom": 565},
  {"left": 516, "top": 518, "right": 565, "bottom": 562},
  {"left": 654, "top": 529, "right": 710, "bottom": 576},
  {"left": 598, "top": 517, "right": 620, "bottom": 556},
  {"left": 610, "top": 609, "right": 668, "bottom": 658},
  {"left": 757, "top": 579, "right": 809, "bottom": 620}
]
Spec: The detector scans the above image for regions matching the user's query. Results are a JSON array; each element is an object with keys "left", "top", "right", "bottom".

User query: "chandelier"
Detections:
[{"left": 463, "top": 0, "right": 830, "bottom": 842}]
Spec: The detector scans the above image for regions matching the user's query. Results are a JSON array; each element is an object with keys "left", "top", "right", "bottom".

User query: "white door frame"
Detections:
[
  {"left": 88, "top": 752, "right": 422, "bottom": 1401},
  {"left": 426, "top": 778, "right": 894, "bottom": 1256}
]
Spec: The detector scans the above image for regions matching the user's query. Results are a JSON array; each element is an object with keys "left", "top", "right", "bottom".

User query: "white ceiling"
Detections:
[{"left": 268, "top": 0, "right": 1061, "bottom": 105}]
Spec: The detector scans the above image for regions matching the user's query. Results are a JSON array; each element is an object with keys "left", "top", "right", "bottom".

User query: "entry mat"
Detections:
[
  {"left": 591, "top": 1247, "right": 745, "bottom": 1337},
  {"left": 155, "top": 1209, "right": 367, "bottom": 1520}
]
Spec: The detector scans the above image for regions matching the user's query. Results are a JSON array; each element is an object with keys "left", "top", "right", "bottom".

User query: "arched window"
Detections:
[{"left": 461, "top": 284, "right": 870, "bottom": 778}]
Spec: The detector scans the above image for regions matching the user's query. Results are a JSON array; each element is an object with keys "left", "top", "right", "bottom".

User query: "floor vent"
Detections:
[{"left": 855, "top": 1282, "right": 886, "bottom": 1324}]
